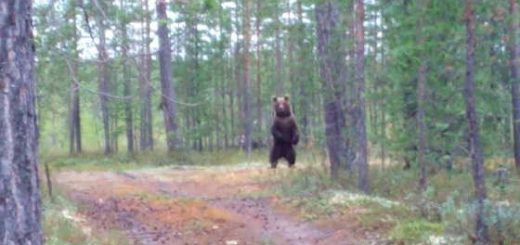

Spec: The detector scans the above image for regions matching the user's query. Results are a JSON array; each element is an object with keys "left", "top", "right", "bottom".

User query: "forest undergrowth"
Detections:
[
  {"left": 267, "top": 155, "right": 520, "bottom": 244},
  {"left": 41, "top": 149, "right": 520, "bottom": 244}
]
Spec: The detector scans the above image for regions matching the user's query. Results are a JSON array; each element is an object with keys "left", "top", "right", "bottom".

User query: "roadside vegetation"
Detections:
[
  {"left": 42, "top": 149, "right": 520, "bottom": 244},
  {"left": 267, "top": 158, "right": 520, "bottom": 244}
]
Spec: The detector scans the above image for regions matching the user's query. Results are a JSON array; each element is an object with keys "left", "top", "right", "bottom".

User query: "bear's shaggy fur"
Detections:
[{"left": 270, "top": 96, "right": 299, "bottom": 168}]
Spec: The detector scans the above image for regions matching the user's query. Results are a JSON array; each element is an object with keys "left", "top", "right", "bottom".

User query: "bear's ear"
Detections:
[
  {"left": 284, "top": 95, "right": 289, "bottom": 101},
  {"left": 272, "top": 96, "right": 278, "bottom": 102}
]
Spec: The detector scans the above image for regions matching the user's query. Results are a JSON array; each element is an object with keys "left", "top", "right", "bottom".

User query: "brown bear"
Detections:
[{"left": 270, "top": 96, "right": 299, "bottom": 168}]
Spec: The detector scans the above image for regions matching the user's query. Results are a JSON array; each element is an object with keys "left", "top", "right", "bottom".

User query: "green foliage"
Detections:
[
  {"left": 439, "top": 193, "right": 520, "bottom": 244},
  {"left": 265, "top": 158, "right": 520, "bottom": 243},
  {"left": 276, "top": 166, "right": 333, "bottom": 196},
  {"left": 203, "top": 0, "right": 218, "bottom": 11},
  {"left": 389, "top": 220, "right": 444, "bottom": 244},
  {"left": 31, "top": 0, "right": 520, "bottom": 242}
]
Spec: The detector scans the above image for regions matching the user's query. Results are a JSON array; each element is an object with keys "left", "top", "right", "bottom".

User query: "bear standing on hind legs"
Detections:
[{"left": 270, "top": 96, "right": 299, "bottom": 168}]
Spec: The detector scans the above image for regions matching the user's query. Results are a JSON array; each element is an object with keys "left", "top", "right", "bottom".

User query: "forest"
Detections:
[{"left": 1, "top": 0, "right": 520, "bottom": 244}]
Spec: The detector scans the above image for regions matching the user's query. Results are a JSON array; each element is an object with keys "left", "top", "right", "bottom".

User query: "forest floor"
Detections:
[{"left": 53, "top": 162, "right": 385, "bottom": 245}]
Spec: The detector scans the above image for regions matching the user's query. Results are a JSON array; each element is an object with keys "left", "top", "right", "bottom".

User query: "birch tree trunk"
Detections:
[{"left": 0, "top": 1, "right": 43, "bottom": 243}]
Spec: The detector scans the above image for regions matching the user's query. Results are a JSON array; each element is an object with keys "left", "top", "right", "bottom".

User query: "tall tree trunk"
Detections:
[
  {"left": 381, "top": 105, "right": 386, "bottom": 167},
  {"left": 256, "top": 0, "right": 263, "bottom": 141},
  {"left": 274, "top": 1, "right": 284, "bottom": 94},
  {"left": 286, "top": 0, "right": 294, "bottom": 99},
  {"left": 140, "top": 0, "right": 153, "bottom": 151},
  {"left": 0, "top": 1, "right": 43, "bottom": 243},
  {"left": 97, "top": 16, "right": 112, "bottom": 155},
  {"left": 355, "top": 0, "right": 369, "bottom": 193},
  {"left": 121, "top": 0, "right": 134, "bottom": 153},
  {"left": 191, "top": 19, "right": 202, "bottom": 151},
  {"left": 243, "top": 0, "right": 253, "bottom": 154},
  {"left": 296, "top": 0, "right": 308, "bottom": 146},
  {"left": 233, "top": 0, "right": 243, "bottom": 135},
  {"left": 217, "top": 0, "right": 229, "bottom": 149},
  {"left": 377, "top": 4, "right": 386, "bottom": 169},
  {"left": 416, "top": 2, "right": 428, "bottom": 191},
  {"left": 230, "top": 85, "right": 235, "bottom": 146},
  {"left": 342, "top": 0, "right": 355, "bottom": 172},
  {"left": 464, "top": 0, "right": 489, "bottom": 243},
  {"left": 417, "top": 62, "right": 428, "bottom": 190},
  {"left": 69, "top": 1, "right": 81, "bottom": 154},
  {"left": 157, "top": 0, "right": 178, "bottom": 152},
  {"left": 316, "top": 1, "right": 345, "bottom": 180},
  {"left": 112, "top": 115, "right": 119, "bottom": 152},
  {"left": 509, "top": 0, "right": 520, "bottom": 171}
]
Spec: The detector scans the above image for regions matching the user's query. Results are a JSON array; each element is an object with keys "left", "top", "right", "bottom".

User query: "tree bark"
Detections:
[
  {"left": 69, "top": 0, "right": 81, "bottom": 154},
  {"left": 464, "top": 0, "right": 489, "bottom": 243},
  {"left": 189, "top": 18, "right": 202, "bottom": 151},
  {"left": 509, "top": 0, "right": 520, "bottom": 172},
  {"left": 234, "top": 1, "right": 242, "bottom": 134},
  {"left": 416, "top": 2, "right": 428, "bottom": 191},
  {"left": 343, "top": 0, "right": 355, "bottom": 172},
  {"left": 96, "top": 15, "right": 112, "bottom": 155},
  {"left": 140, "top": 0, "right": 154, "bottom": 151},
  {"left": 157, "top": 0, "right": 178, "bottom": 152},
  {"left": 243, "top": 0, "right": 253, "bottom": 154},
  {"left": 274, "top": 1, "right": 284, "bottom": 94},
  {"left": 355, "top": 0, "right": 369, "bottom": 193},
  {"left": 417, "top": 62, "right": 428, "bottom": 190},
  {"left": 121, "top": 0, "right": 134, "bottom": 153},
  {"left": 256, "top": 0, "right": 263, "bottom": 141},
  {"left": 296, "top": 0, "right": 309, "bottom": 146},
  {"left": 286, "top": 0, "right": 294, "bottom": 99},
  {"left": 0, "top": 1, "right": 43, "bottom": 243},
  {"left": 315, "top": 1, "right": 345, "bottom": 180}
]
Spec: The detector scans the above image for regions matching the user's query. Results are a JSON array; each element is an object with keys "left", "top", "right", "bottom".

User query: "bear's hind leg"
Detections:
[
  {"left": 270, "top": 146, "right": 280, "bottom": 168},
  {"left": 286, "top": 147, "right": 296, "bottom": 168}
]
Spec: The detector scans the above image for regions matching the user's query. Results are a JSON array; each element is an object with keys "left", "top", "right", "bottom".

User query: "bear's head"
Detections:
[{"left": 272, "top": 96, "right": 292, "bottom": 118}]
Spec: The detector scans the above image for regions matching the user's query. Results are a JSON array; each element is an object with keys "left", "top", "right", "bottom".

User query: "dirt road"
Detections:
[{"left": 55, "top": 163, "right": 361, "bottom": 245}]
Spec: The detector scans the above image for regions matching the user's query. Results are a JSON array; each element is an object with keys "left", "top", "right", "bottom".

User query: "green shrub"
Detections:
[{"left": 389, "top": 220, "right": 444, "bottom": 244}]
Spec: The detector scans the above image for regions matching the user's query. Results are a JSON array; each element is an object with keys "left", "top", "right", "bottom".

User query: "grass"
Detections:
[
  {"left": 41, "top": 149, "right": 272, "bottom": 172},
  {"left": 389, "top": 220, "right": 444, "bottom": 244},
  {"left": 262, "top": 155, "right": 520, "bottom": 244},
  {"left": 41, "top": 149, "right": 520, "bottom": 244},
  {"left": 42, "top": 189, "right": 128, "bottom": 245},
  {"left": 39, "top": 148, "right": 287, "bottom": 244}
]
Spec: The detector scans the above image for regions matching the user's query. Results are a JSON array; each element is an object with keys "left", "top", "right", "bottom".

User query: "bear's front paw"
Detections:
[{"left": 292, "top": 135, "right": 299, "bottom": 145}]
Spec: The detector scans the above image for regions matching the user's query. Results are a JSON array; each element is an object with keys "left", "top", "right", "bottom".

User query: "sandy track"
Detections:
[{"left": 55, "top": 164, "right": 357, "bottom": 245}]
